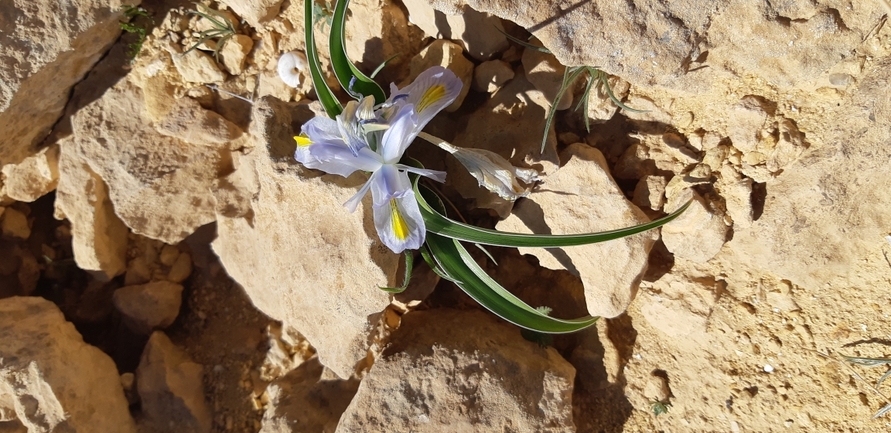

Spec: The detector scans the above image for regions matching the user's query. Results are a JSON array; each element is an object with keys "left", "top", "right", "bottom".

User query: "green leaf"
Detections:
[
  {"left": 425, "top": 232, "right": 598, "bottom": 333},
  {"left": 494, "top": 26, "right": 551, "bottom": 53},
  {"left": 305, "top": 0, "right": 343, "bottom": 117},
  {"left": 379, "top": 251, "right": 414, "bottom": 293},
  {"left": 415, "top": 181, "right": 692, "bottom": 248},
  {"left": 541, "top": 66, "right": 588, "bottom": 153},
  {"left": 370, "top": 53, "right": 399, "bottom": 79},
  {"left": 593, "top": 68, "right": 646, "bottom": 114},
  {"left": 329, "top": 0, "right": 386, "bottom": 103}
]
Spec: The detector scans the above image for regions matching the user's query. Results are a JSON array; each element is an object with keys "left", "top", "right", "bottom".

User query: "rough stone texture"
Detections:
[
  {"left": 260, "top": 357, "right": 359, "bottom": 433},
  {"left": 155, "top": 97, "right": 244, "bottom": 147},
  {"left": 472, "top": 59, "right": 514, "bottom": 93},
  {"left": 67, "top": 79, "right": 223, "bottom": 244},
  {"left": 720, "top": 59, "right": 891, "bottom": 293},
  {"left": 220, "top": 34, "right": 254, "bottom": 76},
  {"left": 497, "top": 143, "right": 654, "bottom": 318},
  {"left": 0, "top": 208, "right": 29, "bottom": 240},
  {"left": 1, "top": 144, "right": 60, "bottom": 202},
  {"left": 586, "top": 75, "right": 630, "bottom": 124},
  {"left": 219, "top": 0, "right": 284, "bottom": 28},
  {"left": 632, "top": 175, "right": 666, "bottom": 211},
  {"left": 335, "top": 309, "right": 576, "bottom": 433},
  {"left": 343, "top": 0, "right": 427, "bottom": 86},
  {"left": 662, "top": 189, "right": 729, "bottom": 264},
  {"left": 113, "top": 281, "right": 184, "bottom": 335},
  {"left": 426, "top": 0, "right": 881, "bottom": 91},
  {"left": 0, "top": 297, "right": 136, "bottom": 432},
  {"left": 172, "top": 49, "right": 226, "bottom": 84},
  {"left": 54, "top": 140, "right": 129, "bottom": 279},
  {"left": 137, "top": 331, "right": 212, "bottom": 433},
  {"left": 408, "top": 40, "right": 474, "bottom": 112},
  {"left": 448, "top": 70, "right": 558, "bottom": 218},
  {"left": 522, "top": 43, "right": 572, "bottom": 110},
  {"left": 211, "top": 97, "right": 398, "bottom": 379},
  {"left": 0, "top": 0, "right": 129, "bottom": 167},
  {"left": 402, "top": 0, "right": 508, "bottom": 61}
]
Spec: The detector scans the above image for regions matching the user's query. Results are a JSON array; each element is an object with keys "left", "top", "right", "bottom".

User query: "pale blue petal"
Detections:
[
  {"left": 343, "top": 171, "right": 377, "bottom": 213},
  {"left": 372, "top": 187, "right": 426, "bottom": 253},
  {"left": 397, "top": 164, "right": 446, "bottom": 183},
  {"left": 389, "top": 66, "right": 463, "bottom": 133},
  {"left": 379, "top": 104, "right": 418, "bottom": 164},
  {"left": 302, "top": 117, "right": 342, "bottom": 143}
]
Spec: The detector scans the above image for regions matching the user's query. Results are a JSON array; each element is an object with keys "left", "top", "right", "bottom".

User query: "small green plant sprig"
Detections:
[
  {"left": 844, "top": 355, "right": 891, "bottom": 418},
  {"left": 497, "top": 29, "right": 645, "bottom": 152},
  {"left": 650, "top": 400, "right": 672, "bottom": 416},
  {"left": 184, "top": 3, "right": 237, "bottom": 61},
  {"left": 119, "top": 5, "right": 152, "bottom": 61},
  {"left": 301, "top": 0, "right": 690, "bottom": 333}
]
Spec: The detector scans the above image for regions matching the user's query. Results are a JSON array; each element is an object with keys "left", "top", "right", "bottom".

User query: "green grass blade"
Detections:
[
  {"left": 425, "top": 233, "right": 597, "bottom": 333},
  {"left": 877, "top": 368, "right": 891, "bottom": 388},
  {"left": 305, "top": 0, "right": 342, "bottom": 117},
  {"left": 875, "top": 403, "right": 891, "bottom": 419},
  {"left": 329, "top": 0, "right": 386, "bottom": 103},
  {"left": 595, "top": 69, "right": 646, "bottom": 113},
  {"left": 379, "top": 251, "right": 413, "bottom": 293},
  {"left": 419, "top": 244, "right": 457, "bottom": 283},
  {"left": 415, "top": 181, "right": 691, "bottom": 248},
  {"left": 540, "top": 66, "right": 588, "bottom": 153},
  {"left": 370, "top": 53, "right": 399, "bottom": 79},
  {"left": 494, "top": 26, "right": 551, "bottom": 53},
  {"left": 844, "top": 356, "right": 891, "bottom": 367}
]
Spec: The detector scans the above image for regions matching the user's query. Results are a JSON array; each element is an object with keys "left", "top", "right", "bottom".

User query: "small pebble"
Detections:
[{"left": 764, "top": 364, "right": 774, "bottom": 373}]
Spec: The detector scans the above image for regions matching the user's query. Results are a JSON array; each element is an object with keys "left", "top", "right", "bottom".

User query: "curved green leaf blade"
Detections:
[
  {"left": 425, "top": 233, "right": 598, "bottom": 333},
  {"left": 329, "top": 0, "right": 386, "bottom": 103},
  {"left": 415, "top": 181, "right": 692, "bottom": 248},
  {"left": 379, "top": 251, "right": 413, "bottom": 293},
  {"left": 305, "top": 0, "right": 342, "bottom": 117}
]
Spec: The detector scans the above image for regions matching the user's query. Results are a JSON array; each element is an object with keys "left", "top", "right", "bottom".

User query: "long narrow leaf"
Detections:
[
  {"left": 329, "top": 0, "right": 386, "bottom": 103},
  {"left": 305, "top": 0, "right": 342, "bottom": 117},
  {"left": 426, "top": 233, "right": 598, "bottom": 333},
  {"left": 415, "top": 181, "right": 691, "bottom": 248},
  {"left": 540, "top": 66, "right": 588, "bottom": 153},
  {"left": 379, "top": 251, "right": 413, "bottom": 293}
]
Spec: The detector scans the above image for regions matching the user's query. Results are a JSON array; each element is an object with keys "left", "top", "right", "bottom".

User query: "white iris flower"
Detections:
[{"left": 294, "top": 66, "right": 462, "bottom": 253}]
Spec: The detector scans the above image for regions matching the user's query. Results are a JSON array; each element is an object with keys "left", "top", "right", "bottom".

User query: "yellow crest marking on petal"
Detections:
[
  {"left": 417, "top": 84, "right": 446, "bottom": 113},
  {"left": 390, "top": 199, "right": 410, "bottom": 241},
  {"left": 294, "top": 134, "right": 312, "bottom": 147}
]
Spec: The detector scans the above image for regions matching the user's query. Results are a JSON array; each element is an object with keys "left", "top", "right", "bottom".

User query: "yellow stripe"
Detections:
[
  {"left": 417, "top": 84, "right": 446, "bottom": 113},
  {"left": 294, "top": 134, "right": 312, "bottom": 147},
  {"left": 390, "top": 199, "right": 409, "bottom": 240}
]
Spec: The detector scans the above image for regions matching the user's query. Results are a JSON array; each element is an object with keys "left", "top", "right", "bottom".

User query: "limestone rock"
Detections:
[
  {"left": 0, "top": 0, "right": 127, "bottom": 166},
  {"left": 586, "top": 74, "right": 631, "bottom": 123},
  {"left": 335, "top": 309, "right": 576, "bottom": 432},
  {"left": 155, "top": 97, "right": 244, "bottom": 147},
  {"left": 425, "top": 0, "right": 879, "bottom": 91},
  {"left": 472, "top": 60, "right": 514, "bottom": 93},
  {"left": 172, "top": 50, "right": 226, "bottom": 84},
  {"left": 54, "top": 141, "right": 129, "bottom": 279},
  {"left": 260, "top": 357, "right": 359, "bottom": 433},
  {"left": 0, "top": 208, "right": 29, "bottom": 240},
  {"left": 113, "top": 281, "right": 184, "bottom": 335},
  {"left": 662, "top": 188, "right": 729, "bottom": 264},
  {"left": 1, "top": 144, "right": 60, "bottom": 202},
  {"left": 632, "top": 175, "right": 667, "bottom": 211},
  {"left": 167, "top": 252, "right": 193, "bottom": 283},
  {"left": 137, "top": 331, "right": 212, "bottom": 433},
  {"left": 497, "top": 143, "right": 655, "bottom": 318},
  {"left": 449, "top": 71, "right": 558, "bottom": 218},
  {"left": 522, "top": 43, "right": 572, "bottom": 110},
  {"left": 721, "top": 59, "right": 891, "bottom": 292},
  {"left": 0, "top": 297, "right": 136, "bottom": 432},
  {"left": 402, "top": 0, "right": 508, "bottom": 61},
  {"left": 220, "top": 34, "right": 253, "bottom": 76},
  {"left": 727, "top": 96, "right": 772, "bottom": 153},
  {"left": 211, "top": 97, "right": 398, "bottom": 379},
  {"left": 342, "top": 0, "right": 426, "bottom": 86},
  {"left": 219, "top": 0, "right": 284, "bottom": 28},
  {"left": 68, "top": 79, "right": 222, "bottom": 244},
  {"left": 408, "top": 40, "right": 473, "bottom": 112}
]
